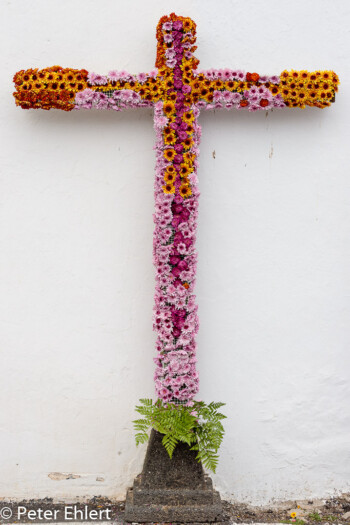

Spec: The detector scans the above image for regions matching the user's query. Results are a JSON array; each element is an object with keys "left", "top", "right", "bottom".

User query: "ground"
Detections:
[{"left": 1, "top": 494, "right": 350, "bottom": 523}]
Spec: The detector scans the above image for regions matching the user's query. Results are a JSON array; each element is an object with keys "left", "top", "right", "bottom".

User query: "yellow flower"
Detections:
[
  {"left": 179, "top": 183, "right": 192, "bottom": 198},
  {"left": 164, "top": 133, "right": 176, "bottom": 145},
  {"left": 179, "top": 162, "right": 193, "bottom": 178},
  {"left": 224, "top": 80, "right": 238, "bottom": 91},
  {"left": 164, "top": 148, "right": 176, "bottom": 162},
  {"left": 182, "top": 18, "right": 194, "bottom": 32},
  {"left": 183, "top": 152, "right": 195, "bottom": 164},
  {"left": 182, "top": 137, "right": 194, "bottom": 150},
  {"left": 291, "top": 512, "right": 297, "bottom": 518},
  {"left": 299, "top": 71, "right": 309, "bottom": 82},
  {"left": 163, "top": 183, "right": 175, "bottom": 194},
  {"left": 182, "top": 110, "right": 195, "bottom": 123},
  {"left": 296, "top": 89, "right": 308, "bottom": 104},
  {"left": 290, "top": 70, "right": 300, "bottom": 80},
  {"left": 163, "top": 101, "right": 176, "bottom": 117},
  {"left": 164, "top": 171, "right": 176, "bottom": 184}
]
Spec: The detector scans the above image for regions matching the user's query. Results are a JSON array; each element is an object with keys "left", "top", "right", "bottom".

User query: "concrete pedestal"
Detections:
[{"left": 125, "top": 429, "right": 224, "bottom": 523}]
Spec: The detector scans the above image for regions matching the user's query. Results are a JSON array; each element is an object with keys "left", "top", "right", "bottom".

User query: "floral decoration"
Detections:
[{"left": 13, "top": 13, "right": 339, "bottom": 410}]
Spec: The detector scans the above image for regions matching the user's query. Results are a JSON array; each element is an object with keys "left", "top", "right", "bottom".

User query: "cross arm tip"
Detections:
[
  {"left": 12, "top": 66, "right": 164, "bottom": 111},
  {"left": 279, "top": 69, "right": 339, "bottom": 108},
  {"left": 13, "top": 66, "right": 88, "bottom": 111}
]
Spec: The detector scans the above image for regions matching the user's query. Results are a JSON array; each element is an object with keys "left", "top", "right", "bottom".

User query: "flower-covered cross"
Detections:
[{"left": 13, "top": 13, "right": 339, "bottom": 406}]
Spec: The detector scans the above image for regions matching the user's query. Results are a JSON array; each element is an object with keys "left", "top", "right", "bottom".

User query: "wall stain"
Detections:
[{"left": 48, "top": 473, "right": 81, "bottom": 481}]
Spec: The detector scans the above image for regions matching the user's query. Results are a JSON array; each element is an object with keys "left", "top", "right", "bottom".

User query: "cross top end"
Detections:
[{"left": 156, "top": 13, "right": 198, "bottom": 70}]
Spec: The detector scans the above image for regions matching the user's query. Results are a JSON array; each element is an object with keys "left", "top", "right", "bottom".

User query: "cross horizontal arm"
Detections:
[{"left": 13, "top": 66, "right": 165, "bottom": 111}]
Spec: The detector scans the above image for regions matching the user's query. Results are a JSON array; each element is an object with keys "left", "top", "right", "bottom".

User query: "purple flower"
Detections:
[
  {"left": 223, "top": 69, "right": 233, "bottom": 80},
  {"left": 137, "top": 72, "right": 148, "bottom": 83},
  {"left": 176, "top": 93, "right": 185, "bottom": 103},
  {"left": 119, "top": 70, "right": 130, "bottom": 81},
  {"left": 231, "top": 92, "right": 242, "bottom": 103},
  {"left": 130, "top": 91, "right": 141, "bottom": 102},
  {"left": 222, "top": 91, "right": 232, "bottom": 102},
  {"left": 174, "top": 154, "right": 183, "bottom": 164},
  {"left": 166, "top": 58, "right": 177, "bottom": 69},
  {"left": 95, "top": 74, "right": 107, "bottom": 85},
  {"left": 213, "top": 90, "right": 222, "bottom": 102},
  {"left": 178, "top": 260, "right": 188, "bottom": 271},
  {"left": 182, "top": 40, "right": 192, "bottom": 49},
  {"left": 178, "top": 131, "right": 188, "bottom": 141},
  {"left": 108, "top": 70, "right": 121, "bottom": 82},
  {"left": 148, "top": 68, "right": 158, "bottom": 79},
  {"left": 87, "top": 72, "right": 98, "bottom": 84},
  {"left": 205, "top": 69, "right": 214, "bottom": 79},
  {"left": 154, "top": 116, "right": 168, "bottom": 129},
  {"left": 75, "top": 89, "right": 92, "bottom": 104},
  {"left": 173, "top": 20, "right": 182, "bottom": 30},
  {"left": 165, "top": 48, "right": 176, "bottom": 59},
  {"left": 177, "top": 243, "right": 187, "bottom": 255},
  {"left": 164, "top": 33, "right": 173, "bottom": 43},
  {"left": 170, "top": 256, "right": 181, "bottom": 266}
]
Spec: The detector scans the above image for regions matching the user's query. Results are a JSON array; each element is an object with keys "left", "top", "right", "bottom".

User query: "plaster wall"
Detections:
[{"left": 0, "top": 0, "right": 349, "bottom": 505}]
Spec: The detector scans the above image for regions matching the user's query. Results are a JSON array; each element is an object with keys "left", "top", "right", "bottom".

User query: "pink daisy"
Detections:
[{"left": 163, "top": 33, "right": 173, "bottom": 43}]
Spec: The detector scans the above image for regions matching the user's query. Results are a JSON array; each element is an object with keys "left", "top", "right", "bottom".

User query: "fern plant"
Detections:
[{"left": 133, "top": 399, "right": 226, "bottom": 473}]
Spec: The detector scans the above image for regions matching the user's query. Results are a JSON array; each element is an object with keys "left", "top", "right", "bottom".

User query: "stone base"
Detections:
[
  {"left": 124, "top": 429, "right": 224, "bottom": 523},
  {"left": 125, "top": 484, "right": 223, "bottom": 522}
]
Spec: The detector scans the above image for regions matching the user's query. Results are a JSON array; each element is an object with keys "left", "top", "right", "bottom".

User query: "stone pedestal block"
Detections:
[{"left": 125, "top": 429, "right": 224, "bottom": 523}]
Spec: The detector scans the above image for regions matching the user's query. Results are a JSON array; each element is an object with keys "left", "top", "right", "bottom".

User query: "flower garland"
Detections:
[
  {"left": 152, "top": 14, "right": 200, "bottom": 403},
  {"left": 13, "top": 66, "right": 339, "bottom": 113},
  {"left": 12, "top": 13, "right": 339, "bottom": 408}
]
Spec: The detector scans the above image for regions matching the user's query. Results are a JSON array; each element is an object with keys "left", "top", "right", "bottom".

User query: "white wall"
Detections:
[{"left": 0, "top": 0, "right": 349, "bottom": 505}]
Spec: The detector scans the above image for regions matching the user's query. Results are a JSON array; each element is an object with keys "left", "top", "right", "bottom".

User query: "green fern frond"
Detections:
[
  {"left": 135, "top": 432, "right": 149, "bottom": 446},
  {"left": 132, "top": 398, "right": 226, "bottom": 473}
]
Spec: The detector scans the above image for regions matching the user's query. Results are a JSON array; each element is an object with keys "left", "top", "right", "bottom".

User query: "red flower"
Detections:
[{"left": 246, "top": 72, "right": 260, "bottom": 82}]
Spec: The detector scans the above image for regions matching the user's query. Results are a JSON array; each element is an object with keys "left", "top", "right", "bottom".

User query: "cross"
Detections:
[{"left": 13, "top": 13, "right": 339, "bottom": 406}]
